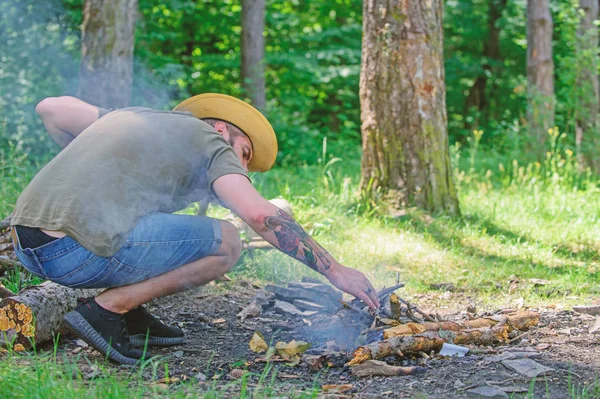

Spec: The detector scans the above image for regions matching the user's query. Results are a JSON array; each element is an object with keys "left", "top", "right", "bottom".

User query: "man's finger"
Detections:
[
  {"left": 365, "top": 280, "right": 380, "bottom": 308},
  {"left": 357, "top": 291, "right": 377, "bottom": 310}
]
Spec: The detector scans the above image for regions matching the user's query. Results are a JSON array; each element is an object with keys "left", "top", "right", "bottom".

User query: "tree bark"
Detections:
[
  {"left": 348, "top": 325, "right": 511, "bottom": 365},
  {"left": 575, "top": 0, "right": 600, "bottom": 173},
  {"left": 78, "top": 0, "right": 138, "bottom": 109},
  {"left": 359, "top": 0, "right": 460, "bottom": 215},
  {"left": 526, "top": 0, "right": 554, "bottom": 152},
  {"left": 241, "top": 0, "right": 266, "bottom": 111},
  {"left": 0, "top": 282, "right": 103, "bottom": 349},
  {"left": 464, "top": 0, "right": 507, "bottom": 125},
  {"left": 383, "top": 310, "right": 540, "bottom": 339}
]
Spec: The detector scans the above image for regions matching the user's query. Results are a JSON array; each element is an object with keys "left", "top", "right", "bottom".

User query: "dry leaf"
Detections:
[
  {"left": 285, "top": 354, "right": 301, "bottom": 367},
  {"left": 275, "top": 340, "right": 311, "bottom": 360},
  {"left": 213, "top": 318, "right": 226, "bottom": 324},
  {"left": 13, "top": 344, "right": 25, "bottom": 352},
  {"left": 229, "top": 369, "right": 245, "bottom": 379},
  {"left": 379, "top": 317, "right": 400, "bottom": 326},
  {"left": 322, "top": 384, "right": 353, "bottom": 392},
  {"left": 249, "top": 331, "right": 268, "bottom": 353}
]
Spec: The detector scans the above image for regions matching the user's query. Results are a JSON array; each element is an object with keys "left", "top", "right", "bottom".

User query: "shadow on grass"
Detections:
[{"left": 391, "top": 210, "right": 599, "bottom": 288}]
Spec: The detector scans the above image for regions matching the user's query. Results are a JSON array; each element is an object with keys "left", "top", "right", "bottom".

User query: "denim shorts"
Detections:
[{"left": 12, "top": 213, "right": 223, "bottom": 289}]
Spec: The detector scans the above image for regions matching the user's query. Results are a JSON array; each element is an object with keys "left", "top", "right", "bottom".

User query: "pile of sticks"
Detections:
[{"left": 341, "top": 284, "right": 540, "bottom": 366}]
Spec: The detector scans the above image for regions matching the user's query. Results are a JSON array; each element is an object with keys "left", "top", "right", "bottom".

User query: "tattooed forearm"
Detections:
[{"left": 264, "top": 209, "right": 332, "bottom": 273}]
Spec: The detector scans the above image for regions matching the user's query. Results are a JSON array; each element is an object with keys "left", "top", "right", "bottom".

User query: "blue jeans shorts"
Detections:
[{"left": 12, "top": 213, "right": 223, "bottom": 289}]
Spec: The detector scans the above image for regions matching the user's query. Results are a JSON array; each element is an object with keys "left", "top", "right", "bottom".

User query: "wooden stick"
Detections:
[
  {"left": 351, "top": 360, "right": 427, "bottom": 377},
  {"left": 395, "top": 296, "right": 436, "bottom": 322},
  {"left": 383, "top": 310, "right": 540, "bottom": 339},
  {"left": 0, "top": 215, "right": 11, "bottom": 232},
  {"left": 348, "top": 325, "right": 511, "bottom": 366}
]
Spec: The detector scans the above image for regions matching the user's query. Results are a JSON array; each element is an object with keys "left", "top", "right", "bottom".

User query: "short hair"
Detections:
[{"left": 201, "top": 118, "right": 249, "bottom": 147}]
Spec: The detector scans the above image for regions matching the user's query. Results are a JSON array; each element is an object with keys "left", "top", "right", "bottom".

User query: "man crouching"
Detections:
[{"left": 10, "top": 94, "right": 380, "bottom": 365}]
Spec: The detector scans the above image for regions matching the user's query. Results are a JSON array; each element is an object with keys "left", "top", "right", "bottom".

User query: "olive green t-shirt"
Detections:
[{"left": 11, "top": 107, "right": 248, "bottom": 257}]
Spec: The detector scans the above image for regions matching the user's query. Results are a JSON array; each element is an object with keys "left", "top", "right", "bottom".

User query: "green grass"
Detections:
[
  {"left": 0, "top": 346, "right": 320, "bottom": 399},
  {"left": 1, "top": 131, "right": 599, "bottom": 397},
  {"left": 231, "top": 133, "right": 599, "bottom": 309}
]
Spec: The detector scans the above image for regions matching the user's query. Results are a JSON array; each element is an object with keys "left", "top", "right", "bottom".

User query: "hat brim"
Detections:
[{"left": 173, "top": 93, "right": 277, "bottom": 172}]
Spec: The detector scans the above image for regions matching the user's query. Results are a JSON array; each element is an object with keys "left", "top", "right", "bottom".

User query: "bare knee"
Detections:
[{"left": 217, "top": 220, "right": 241, "bottom": 271}]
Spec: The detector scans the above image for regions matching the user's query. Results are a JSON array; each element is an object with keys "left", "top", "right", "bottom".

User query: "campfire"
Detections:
[{"left": 236, "top": 277, "right": 541, "bottom": 378}]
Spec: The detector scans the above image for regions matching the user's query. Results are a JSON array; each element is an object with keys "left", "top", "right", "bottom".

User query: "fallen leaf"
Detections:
[
  {"left": 275, "top": 340, "right": 311, "bottom": 360},
  {"left": 285, "top": 354, "right": 301, "bottom": 367},
  {"left": 322, "top": 384, "right": 353, "bottom": 392},
  {"left": 249, "top": 332, "right": 268, "bottom": 353},
  {"left": 379, "top": 317, "right": 400, "bottom": 326},
  {"left": 13, "top": 344, "right": 25, "bottom": 352},
  {"left": 212, "top": 318, "right": 226, "bottom": 324},
  {"left": 229, "top": 369, "right": 245, "bottom": 379}
]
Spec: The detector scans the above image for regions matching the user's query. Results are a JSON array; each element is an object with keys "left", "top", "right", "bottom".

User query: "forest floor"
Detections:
[{"left": 11, "top": 279, "right": 598, "bottom": 399}]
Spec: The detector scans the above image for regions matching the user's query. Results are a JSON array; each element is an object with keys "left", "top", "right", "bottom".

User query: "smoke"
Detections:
[{"left": 0, "top": 0, "right": 178, "bottom": 156}]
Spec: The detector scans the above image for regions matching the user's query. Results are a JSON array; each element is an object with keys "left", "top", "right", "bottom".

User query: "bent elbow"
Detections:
[{"left": 35, "top": 97, "right": 60, "bottom": 117}]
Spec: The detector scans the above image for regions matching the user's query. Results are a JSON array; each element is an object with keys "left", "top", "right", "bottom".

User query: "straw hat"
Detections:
[{"left": 173, "top": 93, "right": 278, "bottom": 172}]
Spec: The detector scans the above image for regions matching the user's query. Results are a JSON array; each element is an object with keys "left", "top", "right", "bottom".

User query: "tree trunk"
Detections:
[
  {"left": 526, "top": 0, "right": 554, "bottom": 153},
  {"left": 78, "top": 0, "right": 138, "bottom": 109},
  {"left": 241, "top": 0, "right": 266, "bottom": 111},
  {"left": 0, "top": 282, "right": 103, "bottom": 349},
  {"left": 464, "top": 0, "right": 507, "bottom": 125},
  {"left": 575, "top": 0, "right": 599, "bottom": 173},
  {"left": 359, "top": 0, "right": 460, "bottom": 215}
]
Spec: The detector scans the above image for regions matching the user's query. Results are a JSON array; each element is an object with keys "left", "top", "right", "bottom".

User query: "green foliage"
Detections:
[{"left": 1, "top": 0, "right": 599, "bottom": 166}]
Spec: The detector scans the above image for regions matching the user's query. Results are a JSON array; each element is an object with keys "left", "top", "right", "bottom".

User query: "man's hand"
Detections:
[
  {"left": 327, "top": 264, "right": 380, "bottom": 310},
  {"left": 213, "top": 173, "right": 381, "bottom": 310}
]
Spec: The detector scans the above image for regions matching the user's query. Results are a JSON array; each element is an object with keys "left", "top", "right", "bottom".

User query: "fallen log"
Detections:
[
  {"left": 347, "top": 325, "right": 510, "bottom": 366},
  {"left": 383, "top": 310, "right": 540, "bottom": 339},
  {"left": 351, "top": 360, "right": 427, "bottom": 377},
  {"left": 0, "top": 281, "right": 102, "bottom": 350}
]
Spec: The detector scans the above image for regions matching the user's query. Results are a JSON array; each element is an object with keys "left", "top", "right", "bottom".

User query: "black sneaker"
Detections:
[
  {"left": 125, "top": 305, "right": 184, "bottom": 347},
  {"left": 63, "top": 298, "right": 145, "bottom": 365}
]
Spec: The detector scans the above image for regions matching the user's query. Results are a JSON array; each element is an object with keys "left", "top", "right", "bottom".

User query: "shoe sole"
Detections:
[
  {"left": 63, "top": 311, "right": 141, "bottom": 366},
  {"left": 129, "top": 334, "right": 184, "bottom": 347}
]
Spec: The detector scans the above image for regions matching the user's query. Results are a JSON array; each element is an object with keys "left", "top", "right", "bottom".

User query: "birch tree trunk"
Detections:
[
  {"left": 359, "top": 0, "right": 459, "bottom": 215},
  {"left": 241, "top": 0, "right": 266, "bottom": 111},
  {"left": 78, "top": 0, "right": 138, "bottom": 109},
  {"left": 526, "top": 0, "right": 554, "bottom": 153},
  {"left": 575, "top": 0, "right": 599, "bottom": 173}
]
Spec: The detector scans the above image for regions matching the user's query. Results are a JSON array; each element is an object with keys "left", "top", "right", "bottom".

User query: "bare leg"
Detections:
[{"left": 95, "top": 221, "right": 241, "bottom": 314}]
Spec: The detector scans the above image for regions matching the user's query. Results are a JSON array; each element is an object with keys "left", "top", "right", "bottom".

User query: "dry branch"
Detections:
[
  {"left": 351, "top": 360, "right": 427, "bottom": 377},
  {"left": 0, "top": 281, "right": 102, "bottom": 349},
  {"left": 0, "top": 215, "right": 11, "bottom": 232},
  {"left": 383, "top": 310, "right": 539, "bottom": 339},
  {"left": 347, "top": 325, "right": 511, "bottom": 365}
]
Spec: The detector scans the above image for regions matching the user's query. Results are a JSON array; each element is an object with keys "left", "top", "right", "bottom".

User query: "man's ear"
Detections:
[{"left": 214, "top": 121, "right": 228, "bottom": 136}]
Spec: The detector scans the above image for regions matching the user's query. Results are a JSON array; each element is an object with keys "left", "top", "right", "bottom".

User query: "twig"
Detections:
[
  {"left": 396, "top": 296, "right": 436, "bottom": 322},
  {"left": 338, "top": 299, "right": 363, "bottom": 314},
  {"left": 349, "top": 283, "right": 405, "bottom": 308},
  {"left": 508, "top": 330, "right": 531, "bottom": 343},
  {"left": 377, "top": 283, "right": 405, "bottom": 299},
  {"left": 0, "top": 215, "right": 11, "bottom": 232}
]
